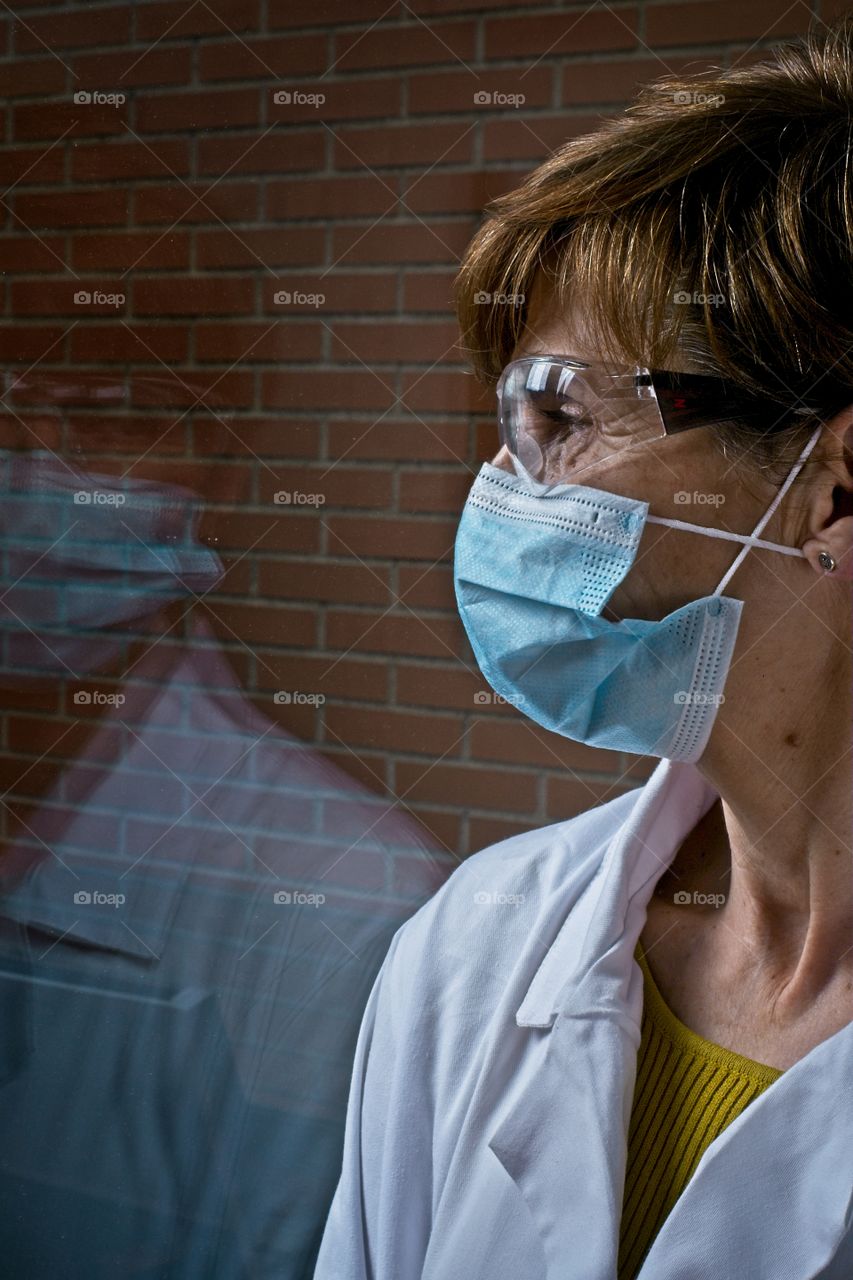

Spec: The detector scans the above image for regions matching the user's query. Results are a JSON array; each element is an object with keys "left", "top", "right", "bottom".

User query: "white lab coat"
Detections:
[{"left": 314, "top": 756, "right": 853, "bottom": 1280}]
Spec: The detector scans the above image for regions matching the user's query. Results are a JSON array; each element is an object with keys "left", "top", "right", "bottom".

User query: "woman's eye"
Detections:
[{"left": 539, "top": 404, "right": 595, "bottom": 431}]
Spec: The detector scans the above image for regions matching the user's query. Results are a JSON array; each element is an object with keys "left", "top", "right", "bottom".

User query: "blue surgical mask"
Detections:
[
  {"left": 0, "top": 452, "right": 224, "bottom": 680},
  {"left": 453, "top": 425, "right": 821, "bottom": 763}
]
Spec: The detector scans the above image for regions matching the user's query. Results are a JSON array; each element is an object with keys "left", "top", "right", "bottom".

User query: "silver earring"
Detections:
[{"left": 818, "top": 549, "right": 837, "bottom": 573}]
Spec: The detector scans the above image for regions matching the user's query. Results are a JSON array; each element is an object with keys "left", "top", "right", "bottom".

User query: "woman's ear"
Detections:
[{"left": 800, "top": 413, "right": 853, "bottom": 579}]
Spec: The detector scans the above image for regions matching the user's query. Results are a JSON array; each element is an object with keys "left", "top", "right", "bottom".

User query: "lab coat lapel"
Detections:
[
  {"left": 488, "top": 760, "right": 721, "bottom": 1280},
  {"left": 636, "top": 1014, "right": 853, "bottom": 1279}
]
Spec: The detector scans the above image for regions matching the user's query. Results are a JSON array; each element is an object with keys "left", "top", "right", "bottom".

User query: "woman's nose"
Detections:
[{"left": 491, "top": 444, "right": 515, "bottom": 472}]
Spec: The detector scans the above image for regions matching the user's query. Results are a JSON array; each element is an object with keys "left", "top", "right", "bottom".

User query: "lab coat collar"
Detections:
[
  {"left": 514, "top": 756, "right": 716, "bottom": 1028},
  {"left": 489, "top": 756, "right": 853, "bottom": 1280}
]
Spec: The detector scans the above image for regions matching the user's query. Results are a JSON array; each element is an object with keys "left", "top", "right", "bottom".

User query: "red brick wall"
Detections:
[{"left": 0, "top": 0, "right": 835, "bottom": 859}]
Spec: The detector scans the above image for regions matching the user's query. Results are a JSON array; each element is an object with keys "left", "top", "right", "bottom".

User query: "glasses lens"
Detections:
[{"left": 497, "top": 357, "right": 665, "bottom": 484}]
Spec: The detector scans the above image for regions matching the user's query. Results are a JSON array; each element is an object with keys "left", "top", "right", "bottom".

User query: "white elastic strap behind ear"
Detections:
[{"left": 644, "top": 422, "right": 823, "bottom": 597}]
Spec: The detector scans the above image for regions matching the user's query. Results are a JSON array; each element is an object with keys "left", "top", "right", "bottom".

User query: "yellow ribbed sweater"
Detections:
[{"left": 617, "top": 939, "right": 784, "bottom": 1279}]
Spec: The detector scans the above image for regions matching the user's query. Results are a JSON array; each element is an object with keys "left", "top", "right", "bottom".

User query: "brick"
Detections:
[
  {"left": 69, "top": 324, "right": 190, "bottom": 363},
  {"left": 13, "top": 190, "right": 128, "bottom": 228},
  {"left": 484, "top": 6, "right": 639, "bottom": 58},
  {"left": 257, "top": 559, "right": 392, "bottom": 606},
  {"left": 326, "top": 419, "right": 470, "bottom": 463},
  {"left": 646, "top": 1, "right": 809, "bottom": 46},
  {"left": 403, "top": 269, "right": 459, "bottom": 313},
  {"left": 417, "top": 0, "right": 565, "bottom": 11},
  {"left": 255, "top": 653, "right": 388, "bottom": 702},
  {"left": 14, "top": 102, "right": 126, "bottom": 140},
  {"left": 326, "top": 608, "right": 462, "bottom": 658},
  {"left": 133, "top": 181, "right": 259, "bottom": 225},
  {"left": 469, "top": 719, "right": 624, "bottom": 773},
  {"left": 562, "top": 55, "right": 721, "bottom": 104},
  {"left": 397, "top": 564, "right": 455, "bottom": 610},
  {"left": 72, "top": 45, "right": 193, "bottom": 89},
  {"left": 204, "top": 509, "right": 320, "bottom": 555},
  {"left": 263, "top": 465, "right": 393, "bottom": 509},
  {"left": 137, "top": 89, "right": 261, "bottom": 133},
  {"left": 335, "top": 20, "right": 477, "bottom": 71},
  {"left": 323, "top": 705, "right": 465, "bottom": 756},
  {"left": 271, "top": 78, "right": 400, "bottom": 121},
  {"left": 71, "top": 140, "right": 191, "bottom": 183},
  {"left": 330, "top": 319, "right": 460, "bottom": 364},
  {"left": 546, "top": 774, "right": 634, "bottom": 818},
  {"left": 409, "top": 67, "right": 552, "bottom": 114},
  {"left": 396, "top": 660, "right": 496, "bottom": 711},
  {"left": 332, "top": 219, "right": 473, "bottom": 265},
  {"left": 196, "top": 227, "right": 324, "bottom": 268},
  {"left": 71, "top": 229, "right": 192, "bottom": 271},
  {"left": 395, "top": 760, "right": 536, "bottom": 814},
  {"left": 199, "top": 33, "right": 327, "bottom": 80},
  {"left": 263, "top": 270, "right": 398, "bottom": 313},
  {"left": 403, "top": 167, "right": 523, "bottom": 214},
  {"left": 202, "top": 600, "right": 317, "bottom": 648},
  {"left": 262, "top": 369, "right": 392, "bottom": 412},
  {"left": 268, "top": 0, "right": 390, "bottom": 27},
  {"left": 325, "top": 514, "right": 457, "bottom": 561},
  {"left": 399, "top": 467, "right": 472, "bottom": 513},
  {"left": 134, "top": 276, "right": 255, "bottom": 316},
  {"left": 136, "top": 0, "right": 261, "bottom": 41},
  {"left": 11, "top": 281, "right": 129, "bottom": 316},
  {"left": 203, "top": 417, "right": 321, "bottom": 459},
  {"left": 0, "top": 324, "right": 67, "bottom": 362},
  {"left": 401, "top": 367, "right": 492, "bottom": 414},
  {"left": 266, "top": 175, "right": 397, "bottom": 221},
  {"left": 316, "top": 745, "right": 390, "bottom": 795},
  {"left": 197, "top": 130, "right": 324, "bottom": 175},
  {"left": 15, "top": 6, "right": 131, "bottom": 52},
  {"left": 468, "top": 814, "right": 536, "bottom": 851},
  {"left": 335, "top": 120, "right": 474, "bottom": 172},
  {"left": 393, "top": 808, "right": 462, "bottom": 860},
  {"left": 195, "top": 321, "right": 322, "bottom": 363},
  {"left": 482, "top": 112, "right": 605, "bottom": 160},
  {"left": 0, "top": 146, "right": 64, "bottom": 185},
  {"left": 0, "top": 57, "right": 65, "bottom": 96},
  {"left": 0, "top": 236, "right": 66, "bottom": 272}
]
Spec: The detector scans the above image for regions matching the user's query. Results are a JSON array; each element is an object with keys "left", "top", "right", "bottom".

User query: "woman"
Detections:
[{"left": 315, "top": 15, "right": 853, "bottom": 1280}]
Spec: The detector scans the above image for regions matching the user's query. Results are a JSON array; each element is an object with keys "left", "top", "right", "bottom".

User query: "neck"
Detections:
[{"left": 695, "top": 642, "right": 853, "bottom": 1015}]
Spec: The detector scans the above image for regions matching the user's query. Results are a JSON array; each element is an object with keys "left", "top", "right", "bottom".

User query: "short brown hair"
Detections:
[{"left": 454, "top": 12, "right": 853, "bottom": 475}]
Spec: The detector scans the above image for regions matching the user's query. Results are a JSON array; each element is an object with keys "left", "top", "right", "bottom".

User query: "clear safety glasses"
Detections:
[{"left": 495, "top": 354, "right": 754, "bottom": 486}]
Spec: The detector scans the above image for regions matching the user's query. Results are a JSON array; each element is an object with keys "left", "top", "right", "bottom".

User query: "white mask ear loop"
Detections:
[
  {"left": 712, "top": 422, "right": 822, "bottom": 597},
  {"left": 644, "top": 423, "right": 823, "bottom": 595}
]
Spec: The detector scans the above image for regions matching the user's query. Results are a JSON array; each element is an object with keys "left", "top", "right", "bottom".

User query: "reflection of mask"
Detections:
[
  {"left": 0, "top": 452, "right": 224, "bottom": 680},
  {"left": 454, "top": 426, "right": 821, "bottom": 764}
]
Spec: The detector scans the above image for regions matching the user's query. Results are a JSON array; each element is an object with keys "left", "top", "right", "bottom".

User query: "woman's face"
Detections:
[{"left": 492, "top": 273, "right": 813, "bottom": 623}]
